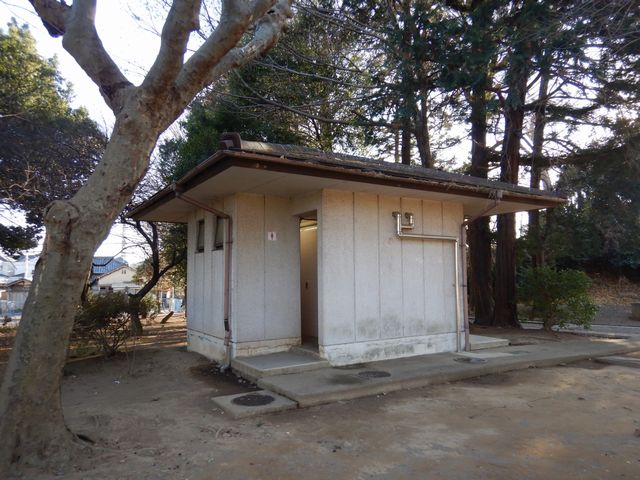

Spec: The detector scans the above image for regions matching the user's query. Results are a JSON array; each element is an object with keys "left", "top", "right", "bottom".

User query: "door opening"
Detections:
[{"left": 299, "top": 215, "right": 318, "bottom": 349}]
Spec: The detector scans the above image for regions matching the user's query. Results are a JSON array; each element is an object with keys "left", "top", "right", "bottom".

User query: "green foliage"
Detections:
[
  {"left": 138, "top": 294, "right": 159, "bottom": 319},
  {"left": 542, "top": 127, "right": 640, "bottom": 274},
  {"left": 161, "top": 223, "right": 187, "bottom": 291},
  {"left": 518, "top": 266, "right": 597, "bottom": 331},
  {"left": 0, "top": 20, "right": 70, "bottom": 116},
  {"left": 159, "top": 82, "right": 307, "bottom": 183},
  {"left": 74, "top": 292, "right": 132, "bottom": 357},
  {"left": 0, "top": 21, "right": 105, "bottom": 255}
]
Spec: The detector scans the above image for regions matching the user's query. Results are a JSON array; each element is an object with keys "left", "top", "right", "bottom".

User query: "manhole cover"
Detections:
[
  {"left": 454, "top": 357, "right": 487, "bottom": 364},
  {"left": 357, "top": 370, "right": 391, "bottom": 379},
  {"left": 231, "top": 393, "right": 275, "bottom": 407}
]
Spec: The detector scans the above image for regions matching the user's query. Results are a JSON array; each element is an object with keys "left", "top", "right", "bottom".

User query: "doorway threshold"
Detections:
[{"left": 232, "top": 350, "right": 329, "bottom": 383}]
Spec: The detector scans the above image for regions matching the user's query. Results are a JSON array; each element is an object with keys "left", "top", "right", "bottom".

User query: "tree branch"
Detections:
[
  {"left": 30, "top": 0, "right": 134, "bottom": 112},
  {"left": 175, "top": 0, "right": 293, "bottom": 105},
  {"left": 142, "top": 0, "right": 202, "bottom": 95}
]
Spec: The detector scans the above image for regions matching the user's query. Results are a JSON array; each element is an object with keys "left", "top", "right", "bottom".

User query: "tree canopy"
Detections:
[{"left": 0, "top": 21, "right": 105, "bottom": 255}]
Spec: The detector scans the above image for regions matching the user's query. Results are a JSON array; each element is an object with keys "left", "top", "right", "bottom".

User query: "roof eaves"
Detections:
[{"left": 129, "top": 134, "right": 565, "bottom": 219}]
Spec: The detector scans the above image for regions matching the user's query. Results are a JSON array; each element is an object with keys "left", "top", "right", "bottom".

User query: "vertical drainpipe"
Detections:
[
  {"left": 174, "top": 187, "right": 234, "bottom": 369},
  {"left": 460, "top": 225, "right": 471, "bottom": 352}
]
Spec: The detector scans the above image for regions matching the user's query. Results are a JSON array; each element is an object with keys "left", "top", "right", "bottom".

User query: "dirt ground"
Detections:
[
  {"left": 2, "top": 317, "right": 638, "bottom": 479},
  {"left": 589, "top": 274, "right": 640, "bottom": 306}
]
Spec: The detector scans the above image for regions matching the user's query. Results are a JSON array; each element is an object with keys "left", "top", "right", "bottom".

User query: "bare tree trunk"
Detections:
[
  {"left": 129, "top": 296, "right": 144, "bottom": 336},
  {"left": 415, "top": 95, "right": 433, "bottom": 168},
  {"left": 467, "top": 71, "right": 494, "bottom": 325},
  {"left": 494, "top": 39, "right": 529, "bottom": 328},
  {"left": 0, "top": 1, "right": 291, "bottom": 472},
  {"left": 121, "top": 219, "right": 186, "bottom": 336},
  {"left": 0, "top": 115, "right": 159, "bottom": 469},
  {"left": 528, "top": 60, "right": 550, "bottom": 269},
  {"left": 401, "top": 124, "right": 412, "bottom": 165}
]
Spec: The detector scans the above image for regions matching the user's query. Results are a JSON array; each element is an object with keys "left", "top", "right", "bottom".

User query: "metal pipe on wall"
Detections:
[
  {"left": 392, "top": 211, "right": 463, "bottom": 352},
  {"left": 174, "top": 188, "right": 234, "bottom": 369}
]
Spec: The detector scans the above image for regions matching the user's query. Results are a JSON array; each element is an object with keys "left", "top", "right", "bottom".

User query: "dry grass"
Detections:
[
  {"left": 0, "top": 314, "right": 186, "bottom": 372},
  {"left": 588, "top": 273, "right": 640, "bottom": 305}
]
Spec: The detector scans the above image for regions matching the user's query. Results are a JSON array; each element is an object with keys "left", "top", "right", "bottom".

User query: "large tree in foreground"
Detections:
[{"left": 0, "top": 0, "right": 292, "bottom": 473}]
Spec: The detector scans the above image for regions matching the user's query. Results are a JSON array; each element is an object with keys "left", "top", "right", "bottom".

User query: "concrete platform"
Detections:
[
  {"left": 211, "top": 390, "right": 297, "bottom": 419},
  {"left": 231, "top": 351, "right": 330, "bottom": 382},
  {"left": 469, "top": 334, "right": 510, "bottom": 350},
  {"left": 258, "top": 336, "right": 640, "bottom": 407}
]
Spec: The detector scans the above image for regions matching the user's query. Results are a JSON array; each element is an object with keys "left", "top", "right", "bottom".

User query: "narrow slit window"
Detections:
[
  {"left": 196, "top": 219, "right": 205, "bottom": 253},
  {"left": 213, "top": 216, "right": 224, "bottom": 251}
]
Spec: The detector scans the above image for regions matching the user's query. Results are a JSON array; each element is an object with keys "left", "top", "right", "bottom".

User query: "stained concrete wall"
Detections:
[
  {"left": 318, "top": 189, "right": 464, "bottom": 365},
  {"left": 186, "top": 193, "right": 302, "bottom": 361},
  {"left": 232, "top": 193, "right": 301, "bottom": 347},
  {"left": 186, "top": 197, "right": 229, "bottom": 360},
  {"left": 185, "top": 188, "right": 464, "bottom": 366}
]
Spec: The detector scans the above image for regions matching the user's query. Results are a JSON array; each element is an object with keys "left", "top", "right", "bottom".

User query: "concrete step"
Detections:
[
  {"left": 469, "top": 334, "right": 510, "bottom": 351},
  {"left": 231, "top": 351, "right": 330, "bottom": 382},
  {"left": 289, "top": 344, "right": 322, "bottom": 359}
]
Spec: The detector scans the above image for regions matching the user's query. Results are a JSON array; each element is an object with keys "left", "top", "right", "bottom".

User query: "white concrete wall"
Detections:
[
  {"left": 186, "top": 193, "right": 301, "bottom": 361},
  {"left": 233, "top": 193, "right": 301, "bottom": 347},
  {"left": 186, "top": 197, "right": 229, "bottom": 361},
  {"left": 186, "top": 188, "right": 464, "bottom": 366},
  {"left": 318, "top": 189, "right": 464, "bottom": 365}
]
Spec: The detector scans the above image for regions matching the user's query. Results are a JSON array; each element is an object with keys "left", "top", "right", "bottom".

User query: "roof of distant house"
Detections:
[{"left": 91, "top": 257, "right": 128, "bottom": 276}]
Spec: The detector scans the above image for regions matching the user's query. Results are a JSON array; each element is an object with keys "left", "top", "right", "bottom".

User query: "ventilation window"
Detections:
[
  {"left": 213, "top": 216, "right": 224, "bottom": 251},
  {"left": 196, "top": 219, "right": 205, "bottom": 253}
]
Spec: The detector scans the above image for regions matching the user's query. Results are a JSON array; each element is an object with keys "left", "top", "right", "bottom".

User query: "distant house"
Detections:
[
  {"left": 0, "top": 252, "right": 16, "bottom": 278},
  {"left": 88, "top": 257, "right": 140, "bottom": 294},
  {"left": 0, "top": 252, "right": 39, "bottom": 315},
  {"left": 131, "top": 134, "right": 564, "bottom": 366},
  {"left": 92, "top": 263, "right": 140, "bottom": 294}
]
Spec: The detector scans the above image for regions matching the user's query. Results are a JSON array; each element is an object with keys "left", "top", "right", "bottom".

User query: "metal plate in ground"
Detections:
[
  {"left": 357, "top": 370, "right": 392, "bottom": 379},
  {"left": 232, "top": 393, "right": 275, "bottom": 406},
  {"left": 454, "top": 357, "right": 487, "bottom": 364}
]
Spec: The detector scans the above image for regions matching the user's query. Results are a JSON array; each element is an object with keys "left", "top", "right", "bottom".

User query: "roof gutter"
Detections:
[{"left": 172, "top": 185, "right": 234, "bottom": 371}]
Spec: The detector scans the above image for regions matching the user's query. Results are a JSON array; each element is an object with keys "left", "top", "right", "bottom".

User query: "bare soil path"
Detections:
[{"left": 3, "top": 317, "right": 638, "bottom": 479}]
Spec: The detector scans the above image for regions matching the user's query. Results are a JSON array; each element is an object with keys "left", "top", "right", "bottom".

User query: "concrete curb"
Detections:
[{"left": 211, "top": 390, "right": 297, "bottom": 419}]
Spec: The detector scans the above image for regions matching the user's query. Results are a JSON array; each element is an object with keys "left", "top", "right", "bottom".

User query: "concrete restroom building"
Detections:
[{"left": 131, "top": 133, "right": 563, "bottom": 367}]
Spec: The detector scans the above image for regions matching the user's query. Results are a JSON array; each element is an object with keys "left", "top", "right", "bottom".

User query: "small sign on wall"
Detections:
[{"left": 267, "top": 231, "right": 277, "bottom": 241}]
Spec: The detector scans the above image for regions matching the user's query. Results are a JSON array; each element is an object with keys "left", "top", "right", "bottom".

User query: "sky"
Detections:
[
  {"left": 1, "top": 1, "right": 167, "bottom": 263},
  {"left": 1, "top": 0, "right": 162, "bottom": 125}
]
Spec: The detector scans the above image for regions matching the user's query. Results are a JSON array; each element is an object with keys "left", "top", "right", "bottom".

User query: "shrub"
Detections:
[
  {"left": 74, "top": 292, "right": 132, "bottom": 357},
  {"left": 138, "top": 294, "right": 160, "bottom": 319},
  {"left": 519, "top": 266, "right": 598, "bottom": 331}
]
